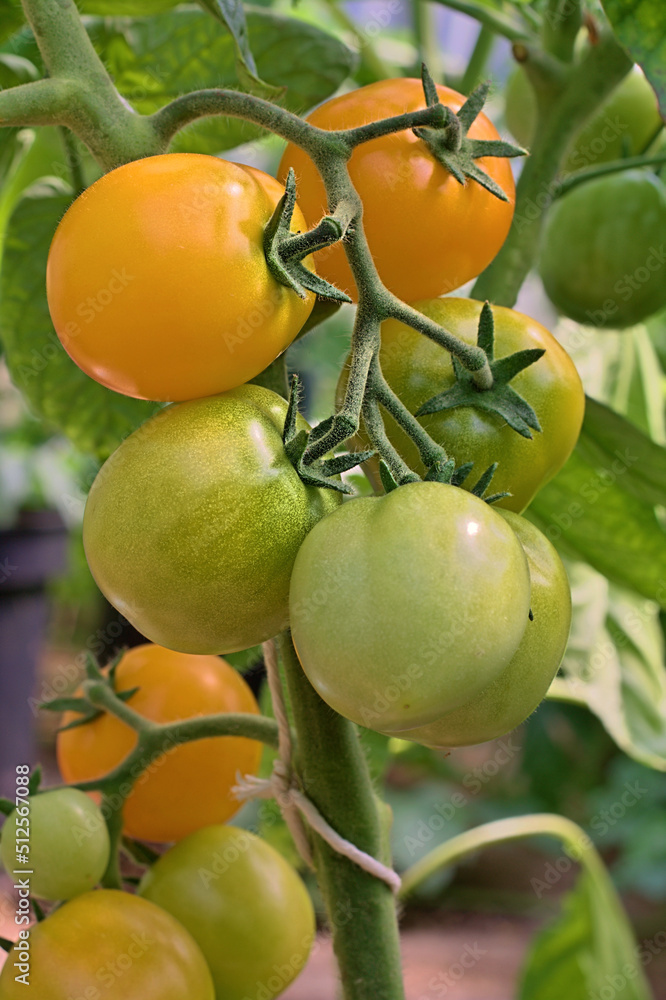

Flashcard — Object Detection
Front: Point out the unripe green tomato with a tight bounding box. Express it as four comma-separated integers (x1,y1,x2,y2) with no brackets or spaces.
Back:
83,385,341,654
539,171,666,329
505,65,661,172
337,298,584,513
139,825,315,1000
0,890,215,1000
395,512,571,747
0,789,110,901
289,482,531,733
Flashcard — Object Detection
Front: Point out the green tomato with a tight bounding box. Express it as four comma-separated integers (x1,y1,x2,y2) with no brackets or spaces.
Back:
338,298,584,513
0,788,110,901
289,482,531,733
83,385,341,654
505,65,661,172
396,512,571,747
138,825,315,1000
0,889,215,1000
539,171,666,329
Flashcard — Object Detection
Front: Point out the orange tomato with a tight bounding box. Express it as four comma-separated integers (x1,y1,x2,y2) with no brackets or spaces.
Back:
57,644,262,842
47,154,315,402
279,78,515,302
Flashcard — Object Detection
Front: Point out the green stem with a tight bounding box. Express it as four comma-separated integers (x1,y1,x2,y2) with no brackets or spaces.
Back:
542,0,581,63
100,797,124,889
429,0,535,43
460,25,495,94
59,126,85,195
554,150,666,197
279,632,405,1000
472,30,632,306
412,1,442,83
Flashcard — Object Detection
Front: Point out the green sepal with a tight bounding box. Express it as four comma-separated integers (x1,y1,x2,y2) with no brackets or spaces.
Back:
0,937,13,953
282,374,355,494
0,798,14,816
27,765,42,797
320,449,375,477
122,837,161,867
450,460,512,506
40,695,92,713
84,652,104,681
264,169,351,303
424,458,456,483
379,460,400,494
55,687,140,734
416,302,544,439
414,67,526,202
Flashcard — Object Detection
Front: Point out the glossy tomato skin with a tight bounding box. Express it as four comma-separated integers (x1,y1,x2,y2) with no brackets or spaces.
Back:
57,644,262,842
83,385,341,654
338,298,584,512
539,171,666,329
0,890,215,1000
278,78,515,302
290,482,531,733
0,789,109,900
505,66,661,173
47,154,315,401
396,512,571,747
139,825,315,1000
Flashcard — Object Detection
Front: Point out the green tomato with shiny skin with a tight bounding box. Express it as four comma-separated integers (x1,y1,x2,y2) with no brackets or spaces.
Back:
290,482,531,734
0,789,110,901
505,65,661,172
395,511,571,747
338,298,584,513
139,825,315,1000
539,171,666,329
83,384,341,654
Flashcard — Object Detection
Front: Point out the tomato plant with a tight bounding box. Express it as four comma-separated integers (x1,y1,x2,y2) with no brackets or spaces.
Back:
138,825,315,1000
539,170,666,328
83,385,341,654
0,788,109,900
279,78,515,302
397,512,572,747
290,482,531,733
46,154,315,402
505,65,662,173
0,890,215,999
340,297,585,512
57,644,262,843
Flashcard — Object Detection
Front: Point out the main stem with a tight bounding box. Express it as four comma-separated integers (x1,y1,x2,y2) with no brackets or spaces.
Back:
279,632,404,1000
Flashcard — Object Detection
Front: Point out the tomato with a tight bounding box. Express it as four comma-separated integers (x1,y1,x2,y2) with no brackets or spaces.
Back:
278,78,515,302
83,385,341,654
396,512,571,747
290,482,531,733
0,889,215,999
138,825,315,1000
57,644,262,843
539,171,666,329
505,65,661,173
338,297,584,512
46,154,315,402
0,789,109,900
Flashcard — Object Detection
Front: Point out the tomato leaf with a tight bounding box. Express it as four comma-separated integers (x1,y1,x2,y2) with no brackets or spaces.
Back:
601,0,666,116
0,0,25,46
519,866,653,1000
528,398,666,607
91,8,356,155
0,193,161,461
196,0,281,99
549,562,666,772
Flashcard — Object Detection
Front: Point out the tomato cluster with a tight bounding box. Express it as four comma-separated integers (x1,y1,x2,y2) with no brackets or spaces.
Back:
1,75,590,997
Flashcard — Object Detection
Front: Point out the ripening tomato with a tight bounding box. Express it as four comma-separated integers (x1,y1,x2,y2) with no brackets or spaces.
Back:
139,825,315,1000
46,154,315,401
290,482,531,733
57,644,262,843
278,78,515,301
0,890,215,1000
396,512,571,747
82,385,341,654
338,297,584,512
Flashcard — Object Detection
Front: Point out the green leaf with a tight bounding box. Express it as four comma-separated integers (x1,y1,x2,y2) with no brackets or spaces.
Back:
0,193,161,461
549,563,666,772
79,0,180,11
0,0,25,46
601,1,666,116
519,867,653,1000
92,8,355,155
528,399,666,606
196,0,280,98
